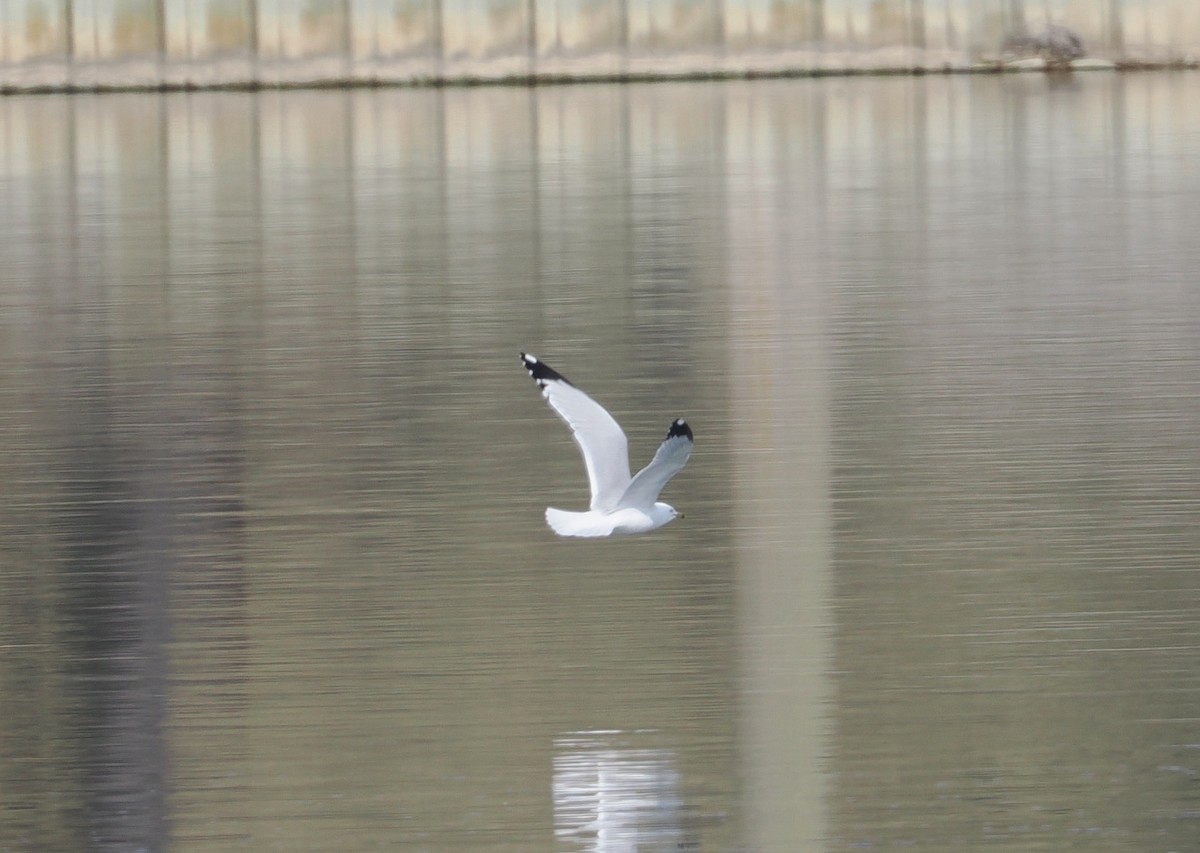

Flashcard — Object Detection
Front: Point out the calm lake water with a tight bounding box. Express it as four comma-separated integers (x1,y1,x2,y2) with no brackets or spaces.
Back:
2,72,1199,852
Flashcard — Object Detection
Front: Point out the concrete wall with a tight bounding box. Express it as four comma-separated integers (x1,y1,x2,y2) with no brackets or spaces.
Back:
1,1,1198,91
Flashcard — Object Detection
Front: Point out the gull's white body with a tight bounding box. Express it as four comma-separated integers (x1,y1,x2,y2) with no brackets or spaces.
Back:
545,504,678,538
521,353,693,538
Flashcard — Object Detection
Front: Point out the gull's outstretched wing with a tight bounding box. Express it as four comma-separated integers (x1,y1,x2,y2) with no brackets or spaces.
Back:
521,353,631,512
618,419,693,510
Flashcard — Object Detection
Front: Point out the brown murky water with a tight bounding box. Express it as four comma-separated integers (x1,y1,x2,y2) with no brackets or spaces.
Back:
2,73,1199,851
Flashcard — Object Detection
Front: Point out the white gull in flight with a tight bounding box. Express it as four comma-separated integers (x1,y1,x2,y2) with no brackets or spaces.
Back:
520,353,693,538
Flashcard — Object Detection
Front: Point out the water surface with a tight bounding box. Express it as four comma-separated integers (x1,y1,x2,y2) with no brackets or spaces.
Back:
1,73,1199,851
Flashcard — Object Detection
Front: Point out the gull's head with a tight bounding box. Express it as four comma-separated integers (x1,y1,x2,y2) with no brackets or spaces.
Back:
652,502,681,526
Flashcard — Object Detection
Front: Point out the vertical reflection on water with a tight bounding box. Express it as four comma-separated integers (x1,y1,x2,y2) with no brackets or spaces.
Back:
1,95,75,850
0,93,260,850
553,730,688,852
162,93,275,848
38,96,177,851
57,338,170,852
725,81,834,852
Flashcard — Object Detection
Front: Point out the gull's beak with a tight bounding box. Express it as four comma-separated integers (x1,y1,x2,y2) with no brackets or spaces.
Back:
678,512,685,520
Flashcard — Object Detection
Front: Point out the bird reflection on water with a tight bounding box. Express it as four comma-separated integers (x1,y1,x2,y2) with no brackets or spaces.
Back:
553,730,694,852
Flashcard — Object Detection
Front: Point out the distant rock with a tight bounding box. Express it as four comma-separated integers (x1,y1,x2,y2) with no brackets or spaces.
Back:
1003,24,1086,65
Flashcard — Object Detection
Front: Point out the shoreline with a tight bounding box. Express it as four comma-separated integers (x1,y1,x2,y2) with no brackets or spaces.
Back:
2,57,1197,97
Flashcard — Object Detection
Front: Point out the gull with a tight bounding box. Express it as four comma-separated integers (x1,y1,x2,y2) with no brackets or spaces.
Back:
520,353,693,538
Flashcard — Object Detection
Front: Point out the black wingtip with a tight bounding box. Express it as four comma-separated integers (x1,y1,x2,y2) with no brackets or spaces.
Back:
667,418,693,441
520,352,572,388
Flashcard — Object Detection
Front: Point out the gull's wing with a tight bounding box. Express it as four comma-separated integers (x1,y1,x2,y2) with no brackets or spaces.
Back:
521,353,631,512
618,419,693,510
